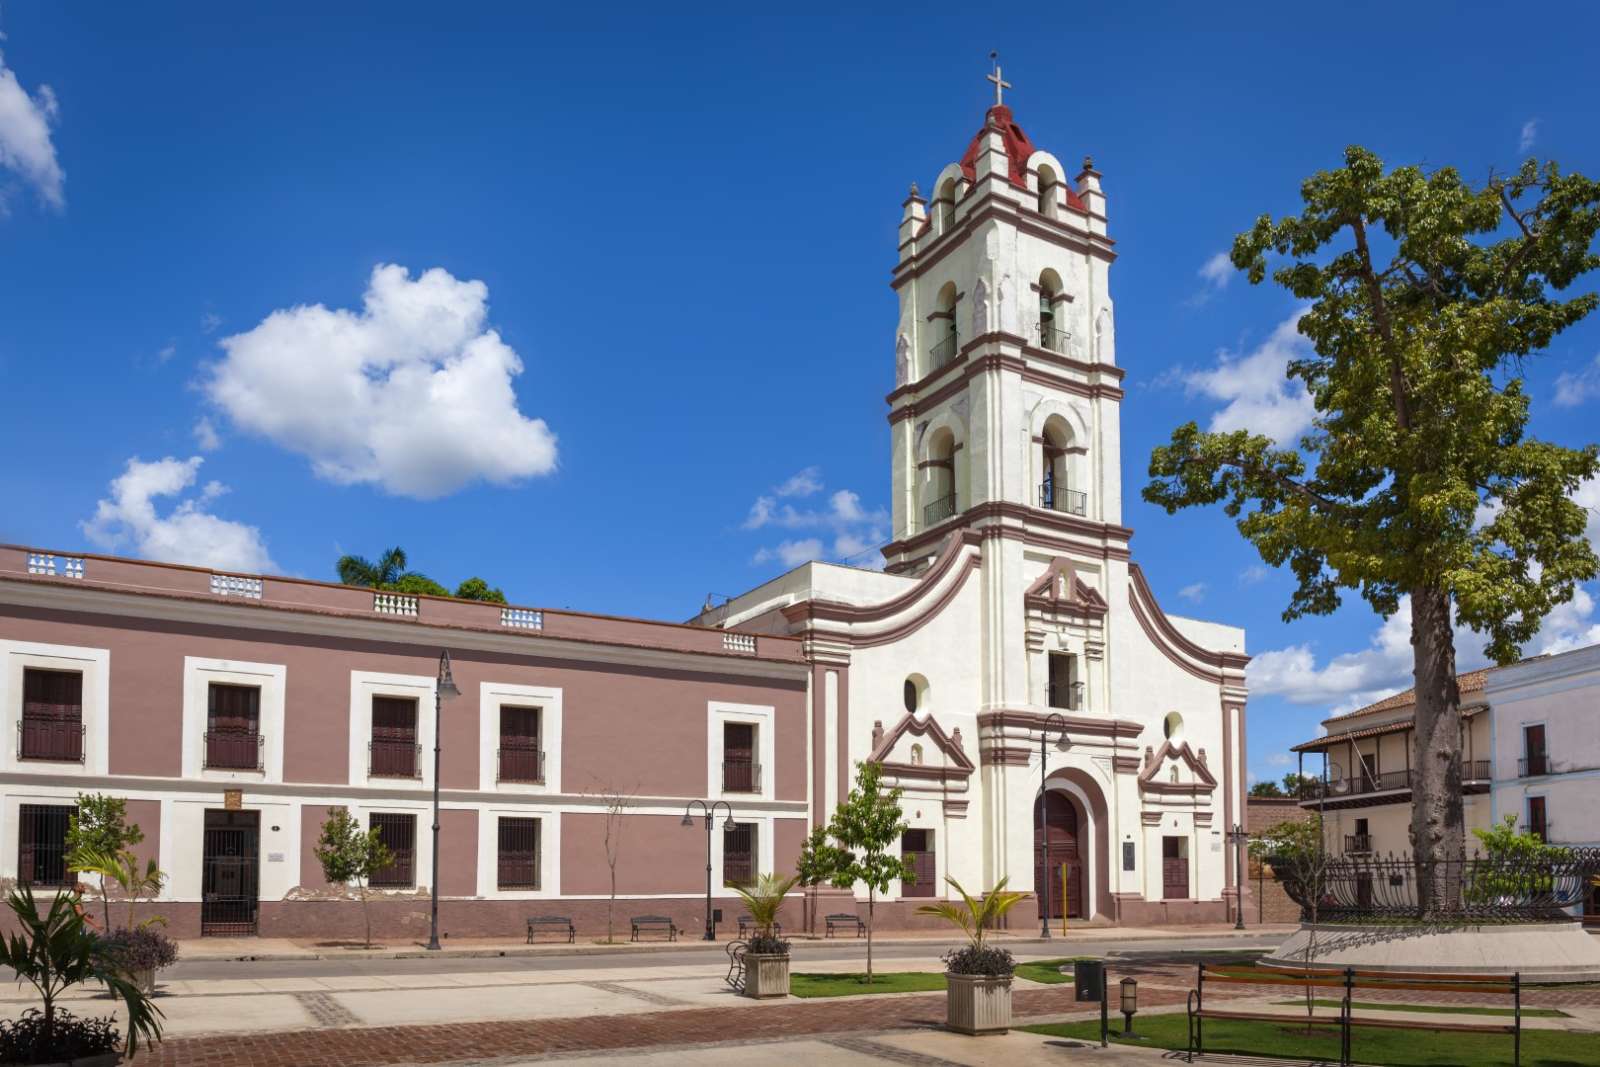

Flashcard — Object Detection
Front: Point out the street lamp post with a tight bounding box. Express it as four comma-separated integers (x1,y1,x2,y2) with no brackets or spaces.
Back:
1037,712,1069,938
426,650,460,952
682,799,733,941
1225,823,1248,930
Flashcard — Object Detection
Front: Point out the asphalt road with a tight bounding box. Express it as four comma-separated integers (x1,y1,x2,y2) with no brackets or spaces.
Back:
164,933,1283,980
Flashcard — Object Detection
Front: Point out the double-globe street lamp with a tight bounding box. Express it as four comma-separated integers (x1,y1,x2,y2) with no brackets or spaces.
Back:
682,799,734,941
426,650,460,952
1036,712,1069,938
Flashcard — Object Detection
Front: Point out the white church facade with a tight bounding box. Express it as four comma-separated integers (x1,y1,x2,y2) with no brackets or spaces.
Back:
0,83,1247,938
696,85,1250,926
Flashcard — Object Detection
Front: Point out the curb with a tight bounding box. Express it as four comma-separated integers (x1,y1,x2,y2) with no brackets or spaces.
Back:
177,926,1293,964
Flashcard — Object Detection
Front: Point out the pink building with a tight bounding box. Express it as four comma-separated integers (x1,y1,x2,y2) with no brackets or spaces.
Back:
0,547,812,939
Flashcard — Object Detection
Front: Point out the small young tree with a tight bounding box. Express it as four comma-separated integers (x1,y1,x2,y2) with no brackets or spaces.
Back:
794,825,842,937
312,808,392,949
824,761,915,983
1253,815,1330,1026
585,776,638,943
66,794,146,931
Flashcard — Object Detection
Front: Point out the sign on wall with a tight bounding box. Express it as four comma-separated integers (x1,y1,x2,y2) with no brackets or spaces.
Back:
1122,842,1136,871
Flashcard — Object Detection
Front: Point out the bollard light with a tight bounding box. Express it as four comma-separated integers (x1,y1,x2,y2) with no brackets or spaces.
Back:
1120,977,1138,1036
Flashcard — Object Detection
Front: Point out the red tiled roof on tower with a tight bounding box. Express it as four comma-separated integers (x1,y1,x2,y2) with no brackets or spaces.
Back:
958,105,1086,212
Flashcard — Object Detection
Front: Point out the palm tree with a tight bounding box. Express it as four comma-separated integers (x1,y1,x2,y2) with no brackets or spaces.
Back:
731,873,800,945
916,875,1028,953
336,547,410,589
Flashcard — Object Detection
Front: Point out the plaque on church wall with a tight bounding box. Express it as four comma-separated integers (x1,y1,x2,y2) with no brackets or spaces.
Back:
1122,842,1136,871
223,789,243,811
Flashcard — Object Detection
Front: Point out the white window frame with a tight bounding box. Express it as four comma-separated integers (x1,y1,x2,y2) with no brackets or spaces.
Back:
476,806,560,899
348,672,437,790
708,701,775,802
181,657,286,782
477,681,563,794
0,640,110,777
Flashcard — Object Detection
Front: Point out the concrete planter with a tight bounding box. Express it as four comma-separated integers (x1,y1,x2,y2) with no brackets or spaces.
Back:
944,972,1012,1034
743,952,790,998
130,967,156,996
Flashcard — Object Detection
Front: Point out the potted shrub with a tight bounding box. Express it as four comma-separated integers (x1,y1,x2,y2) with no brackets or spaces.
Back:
732,873,799,998
0,886,163,1065
917,875,1027,1035
98,926,179,996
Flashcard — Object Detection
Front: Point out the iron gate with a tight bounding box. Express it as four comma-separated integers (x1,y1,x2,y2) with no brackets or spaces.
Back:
201,810,259,936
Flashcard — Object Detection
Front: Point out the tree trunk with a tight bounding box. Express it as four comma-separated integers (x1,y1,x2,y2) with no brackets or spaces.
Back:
1408,583,1465,917
361,884,372,949
607,866,616,943
866,890,875,984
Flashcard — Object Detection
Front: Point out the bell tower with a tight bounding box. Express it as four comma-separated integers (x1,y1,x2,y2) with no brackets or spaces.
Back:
882,66,1126,577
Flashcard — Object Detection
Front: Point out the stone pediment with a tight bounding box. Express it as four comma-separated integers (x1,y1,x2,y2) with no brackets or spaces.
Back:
1024,558,1108,618
1137,739,1218,797
869,712,976,782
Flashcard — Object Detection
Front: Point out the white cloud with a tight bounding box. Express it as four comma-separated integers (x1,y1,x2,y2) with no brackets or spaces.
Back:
1186,252,1233,306
1239,564,1270,585
1178,582,1207,603
200,312,222,334
81,456,275,573
1264,751,1293,768
1575,476,1600,555
1182,310,1316,444
193,417,220,451
753,539,823,568
156,343,176,365
1519,119,1539,154
1554,354,1600,408
203,264,557,500
743,470,886,568
0,48,64,209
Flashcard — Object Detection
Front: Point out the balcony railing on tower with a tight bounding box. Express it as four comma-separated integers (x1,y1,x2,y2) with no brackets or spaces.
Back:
928,334,958,373
1039,325,1071,353
203,730,264,771
922,493,957,528
722,757,761,793
369,739,421,778
1038,483,1087,516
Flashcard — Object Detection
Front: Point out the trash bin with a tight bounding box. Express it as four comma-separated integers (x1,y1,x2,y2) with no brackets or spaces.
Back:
1075,958,1105,1002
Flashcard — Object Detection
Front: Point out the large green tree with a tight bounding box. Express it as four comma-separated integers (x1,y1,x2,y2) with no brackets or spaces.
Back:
1145,148,1600,911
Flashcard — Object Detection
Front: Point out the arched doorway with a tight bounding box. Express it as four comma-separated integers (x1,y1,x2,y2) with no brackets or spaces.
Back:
1034,791,1085,919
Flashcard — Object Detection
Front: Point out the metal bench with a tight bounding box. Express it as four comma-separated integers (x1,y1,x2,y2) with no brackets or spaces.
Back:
737,915,781,939
824,912,864,938
725,940,748,992
630,914,678,942
1186,963,1523,1067
525,915,575,944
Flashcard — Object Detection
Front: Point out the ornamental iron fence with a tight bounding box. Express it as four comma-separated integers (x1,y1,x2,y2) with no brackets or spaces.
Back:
1277,848,1600,923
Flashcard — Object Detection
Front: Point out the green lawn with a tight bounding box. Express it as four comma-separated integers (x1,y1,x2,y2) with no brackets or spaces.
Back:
1277,998,1568,1019
1023,1013,1600,1067
788,972,947,998
1013,957,1096,985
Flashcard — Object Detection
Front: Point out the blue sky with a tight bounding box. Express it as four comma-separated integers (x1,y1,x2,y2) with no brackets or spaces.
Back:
2,1,1598,786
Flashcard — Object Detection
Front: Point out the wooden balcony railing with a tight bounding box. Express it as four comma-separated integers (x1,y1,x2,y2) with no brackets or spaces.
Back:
722,758,761,794
203,730,263,770
369,739,420,778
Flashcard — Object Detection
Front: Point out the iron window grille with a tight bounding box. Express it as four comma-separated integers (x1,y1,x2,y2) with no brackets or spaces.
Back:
497,817,541,890
18,804,74,888
723,823,756,888
369,813,416,888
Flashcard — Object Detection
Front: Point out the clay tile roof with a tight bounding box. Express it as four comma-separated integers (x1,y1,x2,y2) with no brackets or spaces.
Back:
1323,666,1496,725
958,105,1086,212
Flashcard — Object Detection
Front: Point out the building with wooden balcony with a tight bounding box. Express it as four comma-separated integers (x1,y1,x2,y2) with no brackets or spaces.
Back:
1292,642,1600,922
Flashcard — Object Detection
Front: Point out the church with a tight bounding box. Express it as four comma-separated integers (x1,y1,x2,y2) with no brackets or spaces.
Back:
0,77,1247,937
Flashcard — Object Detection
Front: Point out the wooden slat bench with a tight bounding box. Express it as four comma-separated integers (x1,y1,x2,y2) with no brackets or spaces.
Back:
825,912,865,938
629,914,678,942
525,915,575,944
1186,963,1523,1066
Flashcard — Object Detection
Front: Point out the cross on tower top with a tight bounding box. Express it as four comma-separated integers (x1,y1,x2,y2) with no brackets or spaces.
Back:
986,53,1012,107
